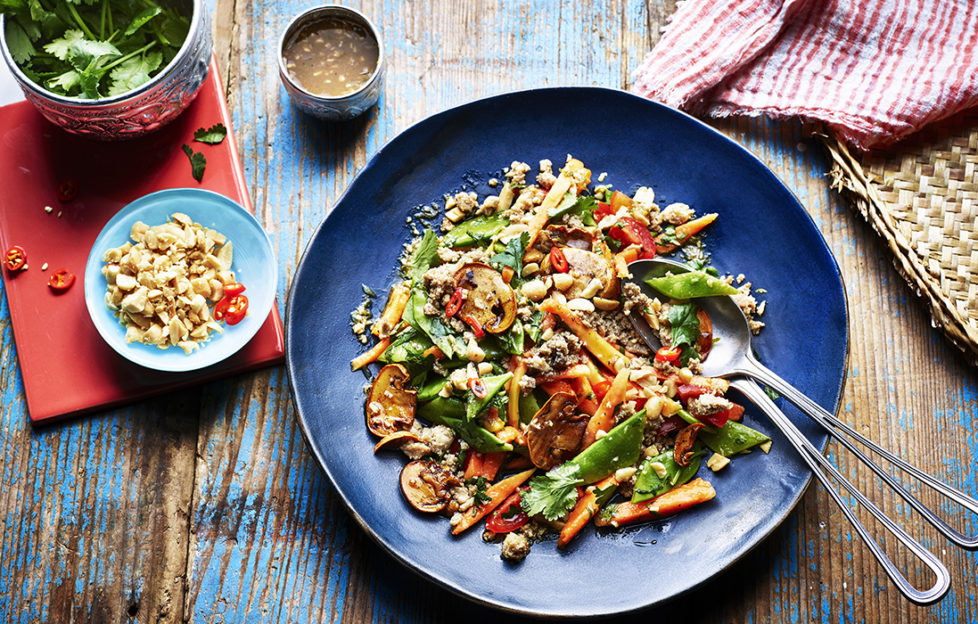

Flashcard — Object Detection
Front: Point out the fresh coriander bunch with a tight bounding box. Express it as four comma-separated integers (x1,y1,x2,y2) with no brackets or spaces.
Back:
1,0,190,99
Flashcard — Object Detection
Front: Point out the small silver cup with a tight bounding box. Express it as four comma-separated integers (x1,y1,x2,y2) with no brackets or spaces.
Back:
278,5,385,121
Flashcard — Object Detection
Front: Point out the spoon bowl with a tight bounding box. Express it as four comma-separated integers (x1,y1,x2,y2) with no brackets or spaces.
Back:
626,257,750,377
622,257,978,604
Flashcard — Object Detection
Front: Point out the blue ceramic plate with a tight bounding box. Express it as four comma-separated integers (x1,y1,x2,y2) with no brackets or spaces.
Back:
85,188,277,372
286,88,848,617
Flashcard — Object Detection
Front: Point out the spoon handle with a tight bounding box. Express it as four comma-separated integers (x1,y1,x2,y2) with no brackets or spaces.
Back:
731,378,951,605
739,353,978,550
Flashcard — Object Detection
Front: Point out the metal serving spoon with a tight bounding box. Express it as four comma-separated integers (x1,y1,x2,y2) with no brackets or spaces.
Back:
625,258,978,604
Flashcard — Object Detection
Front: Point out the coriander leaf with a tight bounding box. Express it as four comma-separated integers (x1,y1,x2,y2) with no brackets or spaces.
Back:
65,37,120,70
489,232,527,279
4,19,36,63
496,318,524,355
523,309,544,343
124,6,162,36
193,123,227,145
42,28,83,60
521,463,583,521
46,70,81,94
181,144,206,182
466,477,491,509
667,302,700,348
409,229,439,282
107,53,157,96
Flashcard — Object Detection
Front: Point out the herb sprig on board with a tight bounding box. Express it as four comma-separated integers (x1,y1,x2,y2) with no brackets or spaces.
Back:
1,0,190,99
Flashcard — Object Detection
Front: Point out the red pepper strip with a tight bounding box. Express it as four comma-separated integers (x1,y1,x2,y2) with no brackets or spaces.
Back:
468,377,488,399
486,489,530,534
445,287,464,317
4,245,26,271
223,282,246,296
57,178,78,202
655,346,681,363
549,246,569,273
47,268,75,291
608,217,656,258
461,314,484,338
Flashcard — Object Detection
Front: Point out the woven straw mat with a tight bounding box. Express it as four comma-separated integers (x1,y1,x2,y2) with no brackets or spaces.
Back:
818,108,978,366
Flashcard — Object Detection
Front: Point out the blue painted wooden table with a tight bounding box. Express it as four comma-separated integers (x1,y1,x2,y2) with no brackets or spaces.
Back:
1,1,976,622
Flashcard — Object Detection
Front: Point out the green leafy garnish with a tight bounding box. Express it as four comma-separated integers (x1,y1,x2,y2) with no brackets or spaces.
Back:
194,123,228,145
466,477,491,509
1,0,190,99
521,463,583,521
667,302,701,365
181,144,206,182
409,229,439,282
489,232,527,280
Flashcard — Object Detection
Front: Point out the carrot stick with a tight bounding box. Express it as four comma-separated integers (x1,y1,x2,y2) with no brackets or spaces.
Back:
581,366,631,449
350,337,391,371
480,452,507,481
540,380,576,397
594,478,716,528
463,451,485,480
656,213,718,253
558,474,618,548
421,345,445,360
501,265,515,284
372,283,411,337
539,300,629,372
578,398,599,416
507,360,526,427
452,468,536,535
570,376,592,400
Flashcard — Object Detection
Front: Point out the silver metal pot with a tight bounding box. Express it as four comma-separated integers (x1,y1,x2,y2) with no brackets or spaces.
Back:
0,0,212,140
278,5,386,121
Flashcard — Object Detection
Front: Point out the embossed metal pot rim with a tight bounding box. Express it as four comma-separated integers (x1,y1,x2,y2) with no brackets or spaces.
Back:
277,5,385,103
0,0,205,108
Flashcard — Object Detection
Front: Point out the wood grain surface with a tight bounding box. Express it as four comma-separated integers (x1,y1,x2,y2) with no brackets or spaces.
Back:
1,1,976,622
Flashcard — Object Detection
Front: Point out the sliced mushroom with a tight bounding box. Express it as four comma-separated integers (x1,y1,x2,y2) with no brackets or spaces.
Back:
400,460,458,513
453,263,517,334
366,364,417,437
674,422,705,467
561,248,619,299
373,430,420,453
526,392,587,470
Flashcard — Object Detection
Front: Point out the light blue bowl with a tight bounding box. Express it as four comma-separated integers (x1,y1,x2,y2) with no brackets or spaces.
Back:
85,188,276,372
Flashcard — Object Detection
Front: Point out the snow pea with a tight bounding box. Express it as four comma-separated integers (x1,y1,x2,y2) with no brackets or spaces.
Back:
518,390,544,426
698,420,770,457
631,446,703,503
379,327,433,364
418,397,513,453
416,376,447,403
465,372,513,421
571,410,646,484
440,214,509,247
645,269,739,299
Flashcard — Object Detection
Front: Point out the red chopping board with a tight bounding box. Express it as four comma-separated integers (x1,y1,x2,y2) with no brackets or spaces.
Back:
0,59,285,425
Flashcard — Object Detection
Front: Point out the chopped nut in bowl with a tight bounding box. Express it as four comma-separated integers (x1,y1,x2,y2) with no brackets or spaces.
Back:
84,189,276,372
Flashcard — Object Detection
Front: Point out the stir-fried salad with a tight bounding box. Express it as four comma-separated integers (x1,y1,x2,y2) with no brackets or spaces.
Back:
351,156,769,560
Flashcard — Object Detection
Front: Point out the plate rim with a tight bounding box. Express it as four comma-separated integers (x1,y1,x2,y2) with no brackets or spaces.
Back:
285,85,850,617
84,187,277,372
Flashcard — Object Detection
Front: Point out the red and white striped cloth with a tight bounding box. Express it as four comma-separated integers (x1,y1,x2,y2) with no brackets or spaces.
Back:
631,0,978,151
